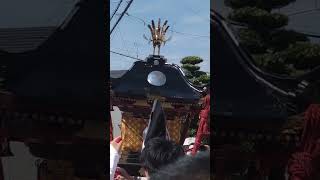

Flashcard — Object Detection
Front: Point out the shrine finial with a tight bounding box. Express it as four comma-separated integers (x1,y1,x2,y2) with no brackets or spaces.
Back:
143,19,172,55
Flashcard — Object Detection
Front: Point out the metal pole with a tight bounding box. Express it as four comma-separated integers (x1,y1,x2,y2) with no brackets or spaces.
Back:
110,0,133,35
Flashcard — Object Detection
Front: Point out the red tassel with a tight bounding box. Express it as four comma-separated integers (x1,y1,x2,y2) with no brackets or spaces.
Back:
301,104,320,151
288,104,320,180
192,94,210,155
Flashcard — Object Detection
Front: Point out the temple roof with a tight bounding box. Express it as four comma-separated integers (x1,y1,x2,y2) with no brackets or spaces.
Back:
111,55,203,103
110,70,127,79
0,26,56,53
212,11,320,124
212,11,290,124
1,0,106,117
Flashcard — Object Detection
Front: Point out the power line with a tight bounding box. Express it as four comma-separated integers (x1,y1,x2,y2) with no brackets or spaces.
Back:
124,13,209,38
110,50,143,61
182,4,211,22
124,13,146,25
117,25,130,55
133,42,140,58
110,0,134,35
110,0,124,21
169,29,209,38
286,8,320,16
228,20,320,39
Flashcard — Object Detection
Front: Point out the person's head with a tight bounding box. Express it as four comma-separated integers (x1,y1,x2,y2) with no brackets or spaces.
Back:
198,145,210,152
150,151,211,180
140,137,185,177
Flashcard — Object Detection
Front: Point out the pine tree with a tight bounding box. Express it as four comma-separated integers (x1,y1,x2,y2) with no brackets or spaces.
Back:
180,56,210,137
180,56,210,86
225,0,320,76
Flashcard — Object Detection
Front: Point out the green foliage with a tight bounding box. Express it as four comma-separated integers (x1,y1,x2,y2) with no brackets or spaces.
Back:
180,56,210,138
254,53,293,74
225,0,256,9
185,74,194,79
226,0,320,76
192,78,201,85
238,29,267,53
268,30,309,51
181,56,204,65
193,70,207,77
189,128,197,137
197,74,210,84
202,137,210,145
279,42,320,69
182,64,201,72
239,29,309,53
180,56,209,86
252,42,320,75
229,7,288,29
188,115,199,137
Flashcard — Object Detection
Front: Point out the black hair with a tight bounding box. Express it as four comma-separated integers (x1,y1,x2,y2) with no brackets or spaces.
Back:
198,145,208,152
150,151,211,180
140,137,185,175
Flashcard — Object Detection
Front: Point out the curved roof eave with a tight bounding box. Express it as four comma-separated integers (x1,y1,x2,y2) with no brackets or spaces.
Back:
211,10,320,89
0,1,83,55
110,60,204,94
212,11,294,98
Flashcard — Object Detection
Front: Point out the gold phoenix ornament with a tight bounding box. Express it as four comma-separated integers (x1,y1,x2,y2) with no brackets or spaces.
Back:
144,19,172,55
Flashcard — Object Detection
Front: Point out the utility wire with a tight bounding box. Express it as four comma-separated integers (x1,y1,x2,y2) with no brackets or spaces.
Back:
287,8,320,16
124,13,209,38
110,50,143,61
110,0,134,35
169,29,209,38
228,20,320,39
110,0,124,21
183,4,211,22
133,42,139,58
117,26,130,55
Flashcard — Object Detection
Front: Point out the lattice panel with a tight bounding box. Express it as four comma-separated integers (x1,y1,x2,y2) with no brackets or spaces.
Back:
166,117,181,144
120,113,182,152
120,113,147,152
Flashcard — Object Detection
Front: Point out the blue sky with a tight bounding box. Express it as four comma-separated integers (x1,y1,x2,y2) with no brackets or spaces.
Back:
110,0,210,72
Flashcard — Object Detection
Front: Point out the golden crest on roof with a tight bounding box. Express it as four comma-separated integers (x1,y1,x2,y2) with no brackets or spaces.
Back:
143,18,172,55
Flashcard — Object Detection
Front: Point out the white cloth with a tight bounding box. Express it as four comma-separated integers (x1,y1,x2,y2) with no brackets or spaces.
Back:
183,137,195,146
136,177,149,180
110,144,120,180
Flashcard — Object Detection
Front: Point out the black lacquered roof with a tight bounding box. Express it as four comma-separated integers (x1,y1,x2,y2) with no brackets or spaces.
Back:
0,27,56,53
1,0,106,116
211,11,320,122
212,11,290,121
111,55,203,103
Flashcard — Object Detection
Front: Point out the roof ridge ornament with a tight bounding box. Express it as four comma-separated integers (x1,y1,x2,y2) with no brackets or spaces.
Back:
143,18,172,56
145,54,167,65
